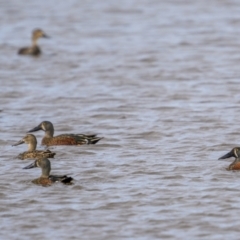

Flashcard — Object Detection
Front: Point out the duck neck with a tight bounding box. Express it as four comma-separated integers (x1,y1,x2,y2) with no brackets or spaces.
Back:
32,37,38,47
45,128,54,138
28,141,37,151
233,158,240,164
41,166,51,178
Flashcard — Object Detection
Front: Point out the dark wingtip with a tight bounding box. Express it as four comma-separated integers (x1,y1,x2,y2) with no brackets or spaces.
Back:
90,137,103,145
86,134,97,138
62,177,74,184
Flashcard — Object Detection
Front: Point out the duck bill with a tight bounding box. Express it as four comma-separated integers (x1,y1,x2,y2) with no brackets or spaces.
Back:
23,161,37,169
218,151,233,160
12,139,24,146
43,34,50,38
28,125,41,133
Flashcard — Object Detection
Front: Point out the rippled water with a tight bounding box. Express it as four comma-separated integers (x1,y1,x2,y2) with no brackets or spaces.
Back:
1,0,240,239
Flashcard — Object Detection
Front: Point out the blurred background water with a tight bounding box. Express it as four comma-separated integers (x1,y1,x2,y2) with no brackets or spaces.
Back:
1,0,240,239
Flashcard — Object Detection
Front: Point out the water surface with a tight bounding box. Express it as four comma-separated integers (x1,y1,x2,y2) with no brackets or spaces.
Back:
1,0,240,239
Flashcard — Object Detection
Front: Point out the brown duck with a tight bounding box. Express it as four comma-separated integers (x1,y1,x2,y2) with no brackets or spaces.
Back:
18,29,49,56
219,147,240,170
23,158,73,186
28,121,102,146
12,134,56,160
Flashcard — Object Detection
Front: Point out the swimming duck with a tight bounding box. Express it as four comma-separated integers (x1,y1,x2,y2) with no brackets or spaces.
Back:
23,158,73,186
218,147,240,170
28,121,102,146
12,134,56,160
18,29,49,56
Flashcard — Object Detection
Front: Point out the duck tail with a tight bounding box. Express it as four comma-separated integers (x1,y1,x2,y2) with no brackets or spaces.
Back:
88,137,103,145
85,134,97,138
62,176,74,184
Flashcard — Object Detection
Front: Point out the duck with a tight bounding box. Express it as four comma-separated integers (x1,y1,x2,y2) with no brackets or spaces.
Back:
218,147,240,170
18,29,49,56
23,158,73,186
12,134,56,160
28,121,102,146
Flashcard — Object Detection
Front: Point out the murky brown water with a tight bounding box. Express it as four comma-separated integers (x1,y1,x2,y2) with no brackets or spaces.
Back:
1,0,240,239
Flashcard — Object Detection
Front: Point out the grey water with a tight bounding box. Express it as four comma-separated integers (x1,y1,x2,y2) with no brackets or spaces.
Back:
1,0,240,239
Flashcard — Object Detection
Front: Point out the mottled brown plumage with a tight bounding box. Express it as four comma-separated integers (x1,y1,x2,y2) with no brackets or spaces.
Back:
17,150,55,160
23,158,73,186
12,134,56,160
219,147,240,171
18,29,49,56
28,121,102,146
